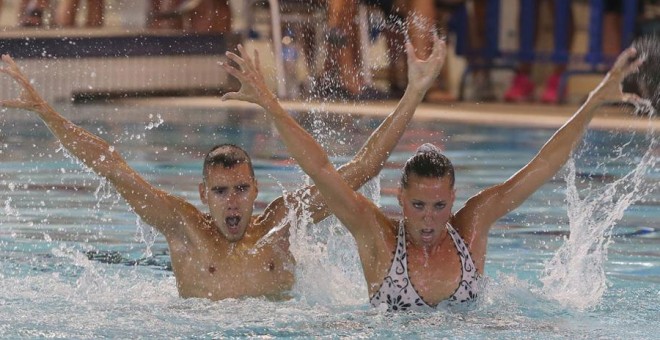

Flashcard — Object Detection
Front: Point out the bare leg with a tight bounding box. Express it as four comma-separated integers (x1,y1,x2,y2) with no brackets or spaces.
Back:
540,0,573,103
505,0,574,103
386,17,407,96
325,0,363,95
86,0,104,27
55,0,79,27
467,0,495,101
187,0,230,33
147,0,161,28
602,11,622,59
157,0,183,29
407,0,455,102
407,0,435,59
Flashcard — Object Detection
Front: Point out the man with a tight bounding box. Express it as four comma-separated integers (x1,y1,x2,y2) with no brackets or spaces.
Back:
223,38,644,310
0,36,445,301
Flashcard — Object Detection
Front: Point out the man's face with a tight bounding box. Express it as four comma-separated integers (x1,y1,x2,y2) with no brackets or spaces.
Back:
199,163,258,242
398,174,455,248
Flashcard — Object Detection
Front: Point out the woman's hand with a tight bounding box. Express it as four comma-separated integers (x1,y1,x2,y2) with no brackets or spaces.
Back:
221,45,277,108
590,46,646,105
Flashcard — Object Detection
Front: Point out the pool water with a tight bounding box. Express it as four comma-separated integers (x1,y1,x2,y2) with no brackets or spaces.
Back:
0,103,657,339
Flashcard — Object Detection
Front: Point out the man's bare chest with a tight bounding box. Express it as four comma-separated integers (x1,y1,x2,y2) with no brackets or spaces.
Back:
169,239,295,299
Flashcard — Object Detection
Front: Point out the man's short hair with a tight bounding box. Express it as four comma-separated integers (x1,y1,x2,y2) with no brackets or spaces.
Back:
400,143,455,188
203,144,255,181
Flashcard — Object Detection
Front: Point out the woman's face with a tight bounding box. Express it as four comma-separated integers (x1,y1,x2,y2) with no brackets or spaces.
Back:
398,173,455,248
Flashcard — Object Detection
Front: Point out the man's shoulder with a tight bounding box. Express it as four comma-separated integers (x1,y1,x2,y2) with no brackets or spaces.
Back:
252,205,288,227
247,212,290,241
163,208,213,244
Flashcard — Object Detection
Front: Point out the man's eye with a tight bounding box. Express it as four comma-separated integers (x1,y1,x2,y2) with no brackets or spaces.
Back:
435,203,446,210
412,202,423,209
213,189,226,195
237,185,249,192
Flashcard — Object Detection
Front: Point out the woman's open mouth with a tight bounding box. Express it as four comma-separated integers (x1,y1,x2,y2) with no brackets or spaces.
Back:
420,229,434,242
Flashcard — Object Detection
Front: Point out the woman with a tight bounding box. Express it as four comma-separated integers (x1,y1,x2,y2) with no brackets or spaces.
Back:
221,36,644,311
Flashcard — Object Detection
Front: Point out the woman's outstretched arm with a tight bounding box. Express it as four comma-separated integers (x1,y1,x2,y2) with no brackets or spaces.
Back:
456,47,646,242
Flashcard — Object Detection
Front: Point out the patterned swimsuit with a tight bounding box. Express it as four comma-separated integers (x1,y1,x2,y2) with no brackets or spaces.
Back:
369,221,479,311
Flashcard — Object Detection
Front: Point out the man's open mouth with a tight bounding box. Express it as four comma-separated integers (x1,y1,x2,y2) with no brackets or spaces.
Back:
226,216,241,228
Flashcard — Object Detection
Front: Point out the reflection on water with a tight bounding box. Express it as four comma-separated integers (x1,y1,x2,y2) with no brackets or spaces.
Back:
0,103,658,338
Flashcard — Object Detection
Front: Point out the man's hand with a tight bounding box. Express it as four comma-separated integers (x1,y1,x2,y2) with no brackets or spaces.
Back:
221,45,277,108
0,54,47,112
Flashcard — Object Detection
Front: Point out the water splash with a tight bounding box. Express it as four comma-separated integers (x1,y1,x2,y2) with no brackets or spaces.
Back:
145,113,164,130
541,120,658,309
56,140,154,255
284,174,367,306
309,11,424,102
4,196,19,216
275,108,381,305
250,170,355,311
134,216,158,258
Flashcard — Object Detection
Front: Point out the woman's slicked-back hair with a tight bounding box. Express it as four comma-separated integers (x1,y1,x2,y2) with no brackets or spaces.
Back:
400,143,455,188
203,144,255,181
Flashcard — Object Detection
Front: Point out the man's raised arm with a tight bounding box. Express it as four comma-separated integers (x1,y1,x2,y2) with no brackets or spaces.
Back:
221,36,446,224
0,55,192,239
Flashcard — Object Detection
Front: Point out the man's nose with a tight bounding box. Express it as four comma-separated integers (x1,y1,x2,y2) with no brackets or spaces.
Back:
226,192,240,208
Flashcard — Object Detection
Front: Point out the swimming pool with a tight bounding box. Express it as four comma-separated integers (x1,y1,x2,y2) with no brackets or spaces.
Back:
0,102,657,338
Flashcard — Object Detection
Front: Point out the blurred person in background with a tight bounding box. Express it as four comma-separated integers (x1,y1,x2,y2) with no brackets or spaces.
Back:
503,0,630,104
316,0,398,100
148,0,230,33
55,0,104,27
404,0,465,102
19,0,49,27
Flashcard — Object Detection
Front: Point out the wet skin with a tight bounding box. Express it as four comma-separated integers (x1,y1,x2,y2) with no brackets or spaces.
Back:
0,34,448,301
170,163,296,300
394,175,464,304
236,43,648,307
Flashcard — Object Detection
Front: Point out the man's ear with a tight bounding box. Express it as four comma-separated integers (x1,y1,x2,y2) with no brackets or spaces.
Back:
199,182,208,205
397,186,403,207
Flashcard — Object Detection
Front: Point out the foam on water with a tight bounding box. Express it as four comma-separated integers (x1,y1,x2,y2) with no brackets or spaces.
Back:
2,250,654,339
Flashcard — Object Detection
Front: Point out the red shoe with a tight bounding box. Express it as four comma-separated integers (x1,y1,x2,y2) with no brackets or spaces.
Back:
504,73,535,102
540,72,563,104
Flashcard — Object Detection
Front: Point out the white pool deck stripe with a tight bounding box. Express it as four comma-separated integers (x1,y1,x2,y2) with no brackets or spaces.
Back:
118,97,659,132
